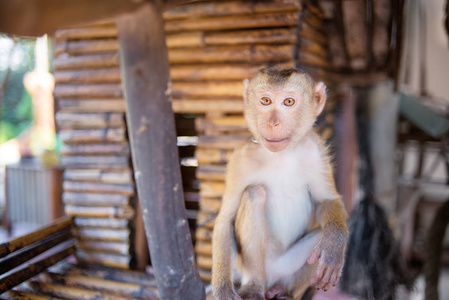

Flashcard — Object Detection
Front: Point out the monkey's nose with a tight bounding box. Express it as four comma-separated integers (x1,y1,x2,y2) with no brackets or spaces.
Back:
268,121,280,128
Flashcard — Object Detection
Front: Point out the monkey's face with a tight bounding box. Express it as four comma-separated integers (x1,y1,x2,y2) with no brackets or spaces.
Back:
244,71,326,153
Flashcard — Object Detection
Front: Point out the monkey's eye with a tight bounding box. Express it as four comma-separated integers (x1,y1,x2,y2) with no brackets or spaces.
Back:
260,97,272,106
283,98,295,106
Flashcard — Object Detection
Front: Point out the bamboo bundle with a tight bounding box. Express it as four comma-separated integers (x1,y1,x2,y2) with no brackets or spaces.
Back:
39,271,159,299
60,156,129,169
163,0,300,20
65,205,135,219
172,81,244,99
76,241,130,255
57,99,126,113
54,83,122,98
61,144,130,156
58,128,125,144
55,113,125,129
63,169,132,184
76,250,131,270
74,218,128,229
54,39,119,56
55,68,121,84
62,192,130,206
0,216,73,258
74,228,130,243
172,99,244,114
63,181,134,196
196,148,233,165
165,12,299,33
169,44,295,64
54,53,120,70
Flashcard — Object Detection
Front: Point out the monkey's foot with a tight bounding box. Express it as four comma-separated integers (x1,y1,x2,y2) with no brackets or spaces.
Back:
237,282,265,300
265,284,292,300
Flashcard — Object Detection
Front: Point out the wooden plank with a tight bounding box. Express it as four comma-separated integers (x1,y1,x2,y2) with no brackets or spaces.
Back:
196,165,226,181
165,12,299,32
61,144,130,156
3,290,62,300
63,169,132,184
170,63,262,81
0,216,73,258
54,68,121,84
172,81,244,99
74,228,130,243
76,250,130,270
62,192,130,206
54,39,119,56
65,205,134,219
55,25,118,40
76,241,129,255
54,53,120,70
117,3,204,299
200,181,225,198
172,99,244,114
63,181,134,196
199,197,222,214
195,116,248,133
54,83,123,98
58,128,125,144
196,148,233,165
55,112,125,129
57,99,126,113
60,155,129,169
74,218,128,229
197,134,251,149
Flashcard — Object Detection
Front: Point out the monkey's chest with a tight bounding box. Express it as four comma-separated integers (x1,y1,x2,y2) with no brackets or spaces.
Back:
265,174,315,249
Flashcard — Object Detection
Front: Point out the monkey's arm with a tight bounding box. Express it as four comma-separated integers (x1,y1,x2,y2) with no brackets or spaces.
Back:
212,156,245,300
307,164,349,291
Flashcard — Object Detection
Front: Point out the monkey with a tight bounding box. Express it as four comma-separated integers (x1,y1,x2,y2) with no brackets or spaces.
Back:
211,67,349,300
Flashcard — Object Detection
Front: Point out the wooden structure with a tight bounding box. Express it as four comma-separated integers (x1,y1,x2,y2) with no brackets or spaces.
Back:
0,0,404,298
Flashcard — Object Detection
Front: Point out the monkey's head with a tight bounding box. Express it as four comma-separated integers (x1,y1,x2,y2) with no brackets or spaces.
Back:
243,67,327,152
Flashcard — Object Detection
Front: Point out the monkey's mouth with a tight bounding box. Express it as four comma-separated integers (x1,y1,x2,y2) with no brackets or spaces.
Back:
264,137,289,143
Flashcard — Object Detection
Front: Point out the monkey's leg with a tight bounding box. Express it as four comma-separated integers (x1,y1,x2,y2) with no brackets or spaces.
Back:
234,185,268,300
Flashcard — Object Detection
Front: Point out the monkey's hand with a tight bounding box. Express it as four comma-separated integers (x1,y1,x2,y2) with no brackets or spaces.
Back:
307,226,348,291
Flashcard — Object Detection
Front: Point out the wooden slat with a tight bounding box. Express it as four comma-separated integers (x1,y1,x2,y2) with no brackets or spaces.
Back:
196,148,233,165
61,144,130,156
195,116,248,133
172,99,244,114
55,113,125,129
55,25,118,40
63,181,134,196
173,81,244,99
58,128,125,144
54,68,121,84
57,99,126,113
200,181,225,198
0,216,73,258
197,135,251,149
61,156,129,169
76,241,130,255
63,169,132,184
54,39,119,56
54,83,123,98
74,218,128,229
76,250,131,270
63,192,130,206
3,290,62,300
74,228,130,243
196,165,226,181
195,241,212,256
199,197,222,214
65,205,134,219
170,63,263,81
54,53,120,70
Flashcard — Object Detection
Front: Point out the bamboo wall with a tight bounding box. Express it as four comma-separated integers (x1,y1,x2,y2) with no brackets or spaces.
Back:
53,0,328,275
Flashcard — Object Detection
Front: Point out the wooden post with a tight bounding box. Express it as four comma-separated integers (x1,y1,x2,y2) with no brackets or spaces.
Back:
117,2,205,299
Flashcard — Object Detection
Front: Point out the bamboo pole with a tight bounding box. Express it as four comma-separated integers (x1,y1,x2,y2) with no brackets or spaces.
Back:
63,181,134,196
195,241,213,256
199,197,222,213
57,99,126,113
196,255,212,270
197,134,251,149
196,212,216,230
0,229,72,275
172,99,244,114
3,290,62,300
55,26,118,40
54,83,122,98
76,241,130,255
54,53,120,70
165,12,299,32
65,205,134,219
170,63,262,81
58,128,125,143
54,39,119,56
196,148,233,165
76,250,130,270
74,228,130,243
74,218,128,229
195,227,213,242
0,216,73,258
195,116,248,133
0,241,75,293
55,68,121,84
172,81,244,99
62,192,130,206
63,169,132,184
55,112,125,129
196,165,226,181
61,144,130,156
169,44,295,64
61,156,129,170
163,0,300,20
200,181,225,198
198,269,212,282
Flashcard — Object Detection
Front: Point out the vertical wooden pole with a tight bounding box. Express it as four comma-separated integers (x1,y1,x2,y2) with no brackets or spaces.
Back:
117,2,205,299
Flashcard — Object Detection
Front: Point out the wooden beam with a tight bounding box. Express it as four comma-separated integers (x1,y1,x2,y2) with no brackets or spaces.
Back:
117,2,204,299
0,0,145,37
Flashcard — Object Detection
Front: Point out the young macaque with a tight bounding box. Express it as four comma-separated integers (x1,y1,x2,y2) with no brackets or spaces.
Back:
212,67,349,300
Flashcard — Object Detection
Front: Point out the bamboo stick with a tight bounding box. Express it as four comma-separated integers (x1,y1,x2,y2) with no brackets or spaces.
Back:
169,44,295,64
55,112,125,129
0,216,73,258
3,290,62,300
200,181,225,198
54,83,122,98
299,37,328,59
20,281,125,300
198,135,251,149
195,227,213,242
54,39,119,56
74,218,128,229
302,8,325,31
74,228,130,243
298,51,331,69
198,268,212,282
76,241,130,255
170,63,262,81
63,169,132,184
54,68,121,84
61,156,129,170
299,23,328,46
196,212,216,229
57,99,126,113
195,116,248,133
62,192,130,206
0,229,72,275
195,241,213,256
63,181,134,196
172,81,244,99
196,164,226,181
172,99,244,114
197,255,212,270
165,12,299,32
76,250,130,270
61,144,130,156
196,148,233,165
54,53,120,70
58,128,125,144
65,205,135,219
163,0,300,20
199,197,222,214
39,271,159,299
55,26,118,40
0,241,75,293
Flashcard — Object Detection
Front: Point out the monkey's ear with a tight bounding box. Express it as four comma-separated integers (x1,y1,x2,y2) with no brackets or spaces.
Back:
243,79,249,102
314,82,327,116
